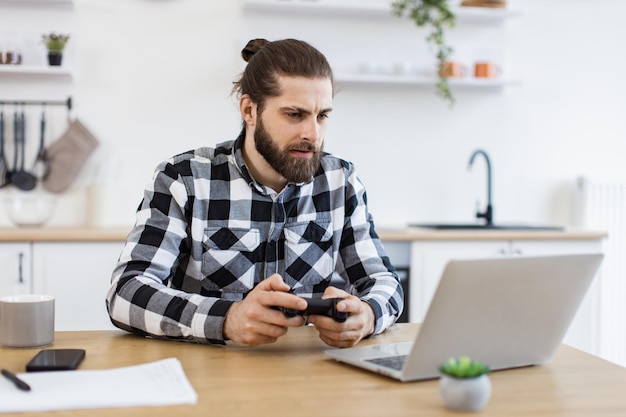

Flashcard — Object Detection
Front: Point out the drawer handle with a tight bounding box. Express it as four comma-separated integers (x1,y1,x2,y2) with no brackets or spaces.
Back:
18,252,24,284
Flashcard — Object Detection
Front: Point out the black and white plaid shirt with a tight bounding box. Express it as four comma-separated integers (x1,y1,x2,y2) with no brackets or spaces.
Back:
107,136,403,344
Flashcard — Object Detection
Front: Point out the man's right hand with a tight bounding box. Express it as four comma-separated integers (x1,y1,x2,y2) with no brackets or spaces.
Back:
222,274,307,346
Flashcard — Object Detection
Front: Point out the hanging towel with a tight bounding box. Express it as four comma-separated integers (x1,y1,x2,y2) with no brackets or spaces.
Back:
42,118,99,193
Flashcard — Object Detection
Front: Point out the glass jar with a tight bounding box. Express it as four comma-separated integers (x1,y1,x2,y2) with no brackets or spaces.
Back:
2,33,23,65
5,42,22,65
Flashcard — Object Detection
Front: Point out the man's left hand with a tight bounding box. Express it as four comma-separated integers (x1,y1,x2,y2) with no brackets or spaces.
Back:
307,286,375,348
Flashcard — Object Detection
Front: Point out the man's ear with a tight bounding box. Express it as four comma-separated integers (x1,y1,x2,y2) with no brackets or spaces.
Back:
239,94,257,127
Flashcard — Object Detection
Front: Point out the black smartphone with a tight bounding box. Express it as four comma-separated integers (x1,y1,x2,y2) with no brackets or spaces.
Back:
25,349,86,372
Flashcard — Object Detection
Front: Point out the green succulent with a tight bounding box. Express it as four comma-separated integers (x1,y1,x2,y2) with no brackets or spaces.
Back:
391,0,456,106
42,33,70,54
439,356,490,379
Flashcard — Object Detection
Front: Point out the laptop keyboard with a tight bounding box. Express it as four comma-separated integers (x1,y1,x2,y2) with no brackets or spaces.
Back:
365,355,408,371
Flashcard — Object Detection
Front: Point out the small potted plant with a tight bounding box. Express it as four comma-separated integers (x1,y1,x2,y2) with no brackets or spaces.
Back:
41,33,70,66
438,356,491,412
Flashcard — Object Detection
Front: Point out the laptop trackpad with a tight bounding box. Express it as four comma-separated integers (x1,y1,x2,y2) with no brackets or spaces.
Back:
362,342,413,370
366,355,408,371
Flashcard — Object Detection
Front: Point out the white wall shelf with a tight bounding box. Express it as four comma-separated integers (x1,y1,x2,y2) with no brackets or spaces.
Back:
242,0,520,22
335,72,519,89
0,0,73,9
0,65,73,79
0,3,74,103
243,0,521,92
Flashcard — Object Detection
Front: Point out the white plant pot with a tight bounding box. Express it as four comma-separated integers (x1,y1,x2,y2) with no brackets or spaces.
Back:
439,374,492,412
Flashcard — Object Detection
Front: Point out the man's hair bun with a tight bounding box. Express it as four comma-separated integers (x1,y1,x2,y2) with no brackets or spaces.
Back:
241,39,269,63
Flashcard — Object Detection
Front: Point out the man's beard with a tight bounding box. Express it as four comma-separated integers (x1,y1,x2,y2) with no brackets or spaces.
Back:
254,117,323,184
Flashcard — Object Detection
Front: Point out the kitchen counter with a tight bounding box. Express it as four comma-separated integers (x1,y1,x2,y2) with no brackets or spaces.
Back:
0,226,607,332
378,227,607,241
0,226,132,242
0,226,607,242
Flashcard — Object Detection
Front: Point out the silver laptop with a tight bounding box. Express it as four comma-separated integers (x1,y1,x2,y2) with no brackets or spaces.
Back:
325,253,604,382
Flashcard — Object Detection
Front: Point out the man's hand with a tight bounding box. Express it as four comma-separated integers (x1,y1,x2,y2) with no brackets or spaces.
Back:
307,286,375,348
223,274,307,346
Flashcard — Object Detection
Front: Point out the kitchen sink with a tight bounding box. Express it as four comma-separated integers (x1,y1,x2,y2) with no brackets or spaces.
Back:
410,223,564,231
411,151,565,232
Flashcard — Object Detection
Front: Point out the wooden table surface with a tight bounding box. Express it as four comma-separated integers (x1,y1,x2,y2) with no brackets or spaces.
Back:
1,323,625,416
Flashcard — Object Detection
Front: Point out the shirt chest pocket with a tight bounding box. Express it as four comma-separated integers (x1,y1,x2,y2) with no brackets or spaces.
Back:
283,220,335,290
201,227,261,295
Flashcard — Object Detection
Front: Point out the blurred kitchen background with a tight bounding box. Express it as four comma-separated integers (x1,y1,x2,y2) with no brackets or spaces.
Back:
0,0,624,229
1,0,626,365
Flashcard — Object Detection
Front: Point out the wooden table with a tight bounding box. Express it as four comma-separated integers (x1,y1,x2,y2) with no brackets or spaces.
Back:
2,323,625,416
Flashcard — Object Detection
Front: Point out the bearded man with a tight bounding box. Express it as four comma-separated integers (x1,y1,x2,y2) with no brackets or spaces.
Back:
106,38,403,348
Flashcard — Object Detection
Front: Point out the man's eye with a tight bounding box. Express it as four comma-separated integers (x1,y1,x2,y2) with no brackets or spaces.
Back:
318,113,330,120
287,112,301,118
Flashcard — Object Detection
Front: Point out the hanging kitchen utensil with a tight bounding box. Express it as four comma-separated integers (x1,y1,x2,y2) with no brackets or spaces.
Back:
0,105,7,187
31,104,49,181
7,106,19,185
10,107,17,179
10,105,37,191
42,118,99,193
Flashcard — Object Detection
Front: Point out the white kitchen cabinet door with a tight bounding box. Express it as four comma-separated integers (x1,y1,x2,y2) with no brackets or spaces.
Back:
32,242,124,331
0,243,33,297
507,239,603,257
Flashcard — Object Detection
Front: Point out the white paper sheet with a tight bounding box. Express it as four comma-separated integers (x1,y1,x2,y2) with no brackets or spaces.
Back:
0,358,197,413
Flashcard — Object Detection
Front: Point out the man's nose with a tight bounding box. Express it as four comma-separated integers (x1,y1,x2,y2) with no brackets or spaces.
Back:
301,118,321,143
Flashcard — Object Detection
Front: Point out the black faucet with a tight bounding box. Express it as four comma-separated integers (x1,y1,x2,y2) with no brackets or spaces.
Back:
468,149,493,226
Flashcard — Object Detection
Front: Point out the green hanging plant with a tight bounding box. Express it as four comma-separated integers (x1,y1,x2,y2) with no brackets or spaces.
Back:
391,0,456,105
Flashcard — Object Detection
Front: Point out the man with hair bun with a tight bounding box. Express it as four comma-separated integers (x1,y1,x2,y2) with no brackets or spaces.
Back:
107,38,403,348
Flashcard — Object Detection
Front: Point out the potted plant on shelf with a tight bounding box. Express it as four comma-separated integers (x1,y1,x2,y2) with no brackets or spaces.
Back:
391,0,456,106
438,356,491,412
41,33,70,66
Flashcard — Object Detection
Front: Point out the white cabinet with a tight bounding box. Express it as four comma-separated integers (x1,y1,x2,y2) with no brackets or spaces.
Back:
0,242,32,296
31,242,124,331
0,236,125,331
409,238,604,355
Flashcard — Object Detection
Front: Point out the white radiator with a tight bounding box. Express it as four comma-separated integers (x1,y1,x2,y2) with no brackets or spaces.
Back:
577,177,626,366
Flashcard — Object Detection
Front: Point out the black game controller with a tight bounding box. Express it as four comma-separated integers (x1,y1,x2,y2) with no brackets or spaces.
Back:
274,298,348,323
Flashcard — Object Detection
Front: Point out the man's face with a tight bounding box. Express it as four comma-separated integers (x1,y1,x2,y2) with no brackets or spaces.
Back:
254,114,324,184
253,76,333,184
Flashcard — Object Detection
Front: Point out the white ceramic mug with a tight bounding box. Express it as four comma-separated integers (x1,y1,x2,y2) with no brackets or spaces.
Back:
0,294,55,348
